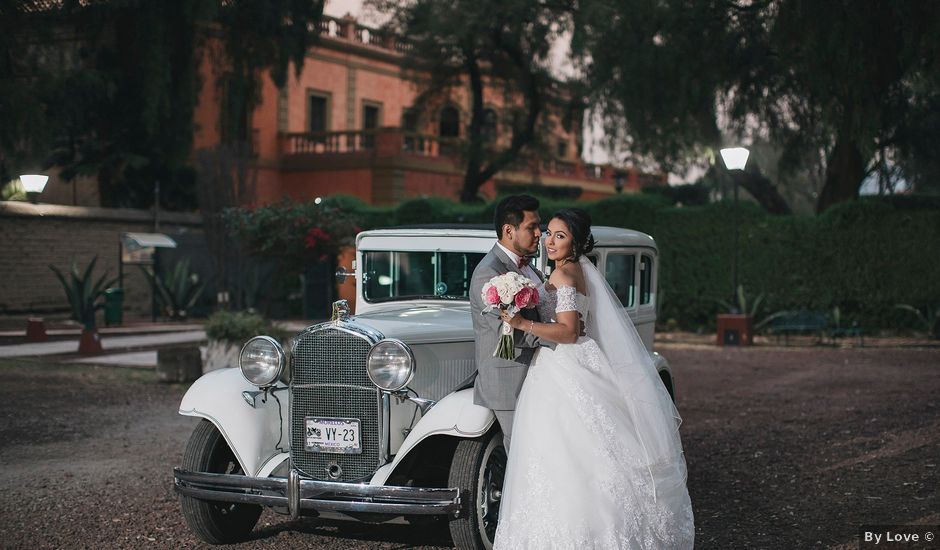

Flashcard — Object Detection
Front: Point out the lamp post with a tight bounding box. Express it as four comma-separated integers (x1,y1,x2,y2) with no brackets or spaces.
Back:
20,174,48,204
719,147,749,308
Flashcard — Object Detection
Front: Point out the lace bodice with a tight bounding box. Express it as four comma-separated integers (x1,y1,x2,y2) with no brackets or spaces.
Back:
536,283,589,322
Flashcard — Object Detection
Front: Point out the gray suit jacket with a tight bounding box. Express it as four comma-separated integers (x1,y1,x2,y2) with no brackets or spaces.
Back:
471,245,553,411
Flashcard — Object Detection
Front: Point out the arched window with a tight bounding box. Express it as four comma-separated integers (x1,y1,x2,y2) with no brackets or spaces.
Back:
439,106,460,137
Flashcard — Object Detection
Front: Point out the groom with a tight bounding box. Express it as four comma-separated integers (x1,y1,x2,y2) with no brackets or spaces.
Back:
470,195,550,450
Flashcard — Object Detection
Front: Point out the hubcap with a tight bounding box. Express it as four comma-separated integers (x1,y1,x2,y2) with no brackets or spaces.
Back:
477,435,507,547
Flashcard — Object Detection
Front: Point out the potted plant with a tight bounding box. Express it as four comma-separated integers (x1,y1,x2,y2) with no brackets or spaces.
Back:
49,256,118,355
715,285,764,346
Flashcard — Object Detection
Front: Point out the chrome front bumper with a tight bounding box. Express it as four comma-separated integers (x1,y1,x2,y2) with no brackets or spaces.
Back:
173,468,462,519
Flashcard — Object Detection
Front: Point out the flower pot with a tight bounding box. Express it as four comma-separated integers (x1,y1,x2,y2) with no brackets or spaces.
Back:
25,318,48,342
204,340,240,373
78,328,103,355
716,314,754,346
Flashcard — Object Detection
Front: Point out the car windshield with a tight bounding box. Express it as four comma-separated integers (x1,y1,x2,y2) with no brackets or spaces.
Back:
363,251,486,303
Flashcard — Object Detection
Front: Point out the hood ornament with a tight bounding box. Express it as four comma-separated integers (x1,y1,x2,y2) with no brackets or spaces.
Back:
331,299,351,322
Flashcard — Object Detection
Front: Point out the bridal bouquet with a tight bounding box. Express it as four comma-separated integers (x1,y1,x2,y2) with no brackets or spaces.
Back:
481,272,539,359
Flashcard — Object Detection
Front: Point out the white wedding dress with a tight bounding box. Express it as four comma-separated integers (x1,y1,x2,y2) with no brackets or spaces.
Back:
493,258,695,549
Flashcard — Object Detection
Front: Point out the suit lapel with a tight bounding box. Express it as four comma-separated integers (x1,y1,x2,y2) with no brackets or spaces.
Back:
491,244,520,274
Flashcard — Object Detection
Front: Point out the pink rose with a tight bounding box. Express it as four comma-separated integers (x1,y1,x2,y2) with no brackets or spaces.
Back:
485,285,500,305
514,286,538,308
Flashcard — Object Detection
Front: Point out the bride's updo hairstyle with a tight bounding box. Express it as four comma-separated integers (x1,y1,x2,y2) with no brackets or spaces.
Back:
552,208,596,261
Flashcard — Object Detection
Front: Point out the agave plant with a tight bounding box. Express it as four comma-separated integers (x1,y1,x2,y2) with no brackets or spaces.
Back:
141,258,207,320
894,304,940,339
716,285,765,317
49,256,118,330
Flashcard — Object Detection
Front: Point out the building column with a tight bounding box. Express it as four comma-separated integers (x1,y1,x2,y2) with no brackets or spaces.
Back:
346,66,357,131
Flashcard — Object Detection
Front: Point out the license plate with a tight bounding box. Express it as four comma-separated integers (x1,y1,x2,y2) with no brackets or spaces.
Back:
305,417,362,454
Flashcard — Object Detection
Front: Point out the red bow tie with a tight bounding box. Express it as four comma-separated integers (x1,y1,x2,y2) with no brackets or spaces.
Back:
517,257,529,269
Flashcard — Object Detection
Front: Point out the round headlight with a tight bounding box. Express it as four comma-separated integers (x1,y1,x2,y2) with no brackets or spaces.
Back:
239,336,285,387
366,339,415,391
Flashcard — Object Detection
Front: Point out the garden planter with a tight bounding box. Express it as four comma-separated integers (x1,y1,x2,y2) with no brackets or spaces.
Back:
716,314,754,346
157,346,203,383
204,340,240,373
78,328,103,355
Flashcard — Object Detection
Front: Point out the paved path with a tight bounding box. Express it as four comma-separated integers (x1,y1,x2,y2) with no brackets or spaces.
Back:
0,330,206,358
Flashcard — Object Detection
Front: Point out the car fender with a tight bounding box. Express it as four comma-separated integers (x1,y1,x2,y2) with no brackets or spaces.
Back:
653,351,670,374
178,367,289,477
652,351,677,401
370,388,495,485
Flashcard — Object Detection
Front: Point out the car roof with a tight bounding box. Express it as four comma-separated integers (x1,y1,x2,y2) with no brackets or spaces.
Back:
359,225,656,248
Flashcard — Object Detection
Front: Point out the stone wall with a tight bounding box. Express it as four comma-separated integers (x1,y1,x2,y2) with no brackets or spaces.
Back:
0,201,204,318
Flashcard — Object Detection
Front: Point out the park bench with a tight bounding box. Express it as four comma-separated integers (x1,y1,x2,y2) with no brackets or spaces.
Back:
767,310,829,345
767,310,864,346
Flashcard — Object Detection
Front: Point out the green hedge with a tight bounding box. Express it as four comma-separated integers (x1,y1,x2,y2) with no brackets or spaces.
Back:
306,194,940,332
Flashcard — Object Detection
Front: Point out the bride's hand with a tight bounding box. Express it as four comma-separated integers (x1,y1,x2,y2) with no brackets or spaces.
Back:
499,310,526,329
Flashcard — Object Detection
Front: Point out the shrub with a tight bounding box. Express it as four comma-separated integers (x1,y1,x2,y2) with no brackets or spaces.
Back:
205,310,287,344
224,193,940,332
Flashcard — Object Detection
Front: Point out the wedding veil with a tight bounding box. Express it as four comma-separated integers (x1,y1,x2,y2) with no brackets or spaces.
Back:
579,256,688,499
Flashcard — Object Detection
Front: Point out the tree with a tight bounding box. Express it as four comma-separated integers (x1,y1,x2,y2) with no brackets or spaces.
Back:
195,0,325,308
0,0,324,209
210,0,325,147
0,0,208,208
376,0,576,203
574,0,940,213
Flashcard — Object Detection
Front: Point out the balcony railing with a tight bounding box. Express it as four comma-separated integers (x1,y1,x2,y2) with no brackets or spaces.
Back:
277,128,658,190
402,133,460,157
314,15,413,54
282,130,376,155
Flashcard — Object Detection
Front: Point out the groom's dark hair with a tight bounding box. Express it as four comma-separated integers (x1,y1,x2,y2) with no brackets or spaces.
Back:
494,195,540,238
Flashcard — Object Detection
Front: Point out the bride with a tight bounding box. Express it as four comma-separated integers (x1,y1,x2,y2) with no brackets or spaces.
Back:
495,209,695,549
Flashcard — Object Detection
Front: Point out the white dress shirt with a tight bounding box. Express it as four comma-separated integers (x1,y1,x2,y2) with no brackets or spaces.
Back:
496,242,540,285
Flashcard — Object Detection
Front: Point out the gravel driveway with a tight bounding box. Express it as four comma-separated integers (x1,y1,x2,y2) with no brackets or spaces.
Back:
0,344,937,549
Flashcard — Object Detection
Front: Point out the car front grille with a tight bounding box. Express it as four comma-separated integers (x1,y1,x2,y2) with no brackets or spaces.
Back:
290,326,381,482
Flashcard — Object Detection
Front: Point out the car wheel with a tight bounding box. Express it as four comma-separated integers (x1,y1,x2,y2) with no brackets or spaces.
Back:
448,430,506,550
179,420,262,544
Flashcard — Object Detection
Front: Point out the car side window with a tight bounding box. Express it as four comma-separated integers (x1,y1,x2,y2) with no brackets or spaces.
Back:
640,254,653,306
605,253,636,308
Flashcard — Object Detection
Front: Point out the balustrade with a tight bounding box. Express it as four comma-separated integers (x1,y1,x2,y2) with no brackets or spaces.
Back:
316,14,411,53
278,129,635,190
282,130,376,155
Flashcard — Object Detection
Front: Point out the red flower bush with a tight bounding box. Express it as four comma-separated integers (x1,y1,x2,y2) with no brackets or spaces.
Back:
304,227,332,255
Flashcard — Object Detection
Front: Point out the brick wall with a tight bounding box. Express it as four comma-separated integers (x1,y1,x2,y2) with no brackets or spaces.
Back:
0,202,204,318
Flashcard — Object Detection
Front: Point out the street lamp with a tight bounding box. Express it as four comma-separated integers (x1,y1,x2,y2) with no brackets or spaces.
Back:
719,147,749,311
719,147,749,171
20,174,48,204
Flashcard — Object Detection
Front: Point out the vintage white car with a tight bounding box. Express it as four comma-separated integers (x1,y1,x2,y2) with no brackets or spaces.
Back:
173,226,674,549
